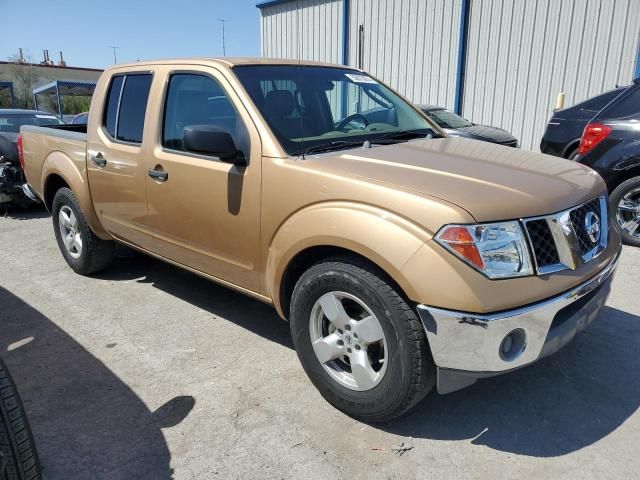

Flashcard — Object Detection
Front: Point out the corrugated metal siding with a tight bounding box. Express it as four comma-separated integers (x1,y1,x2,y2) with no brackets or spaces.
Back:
462,0,640,151
260,0,343,63
347,0,461,109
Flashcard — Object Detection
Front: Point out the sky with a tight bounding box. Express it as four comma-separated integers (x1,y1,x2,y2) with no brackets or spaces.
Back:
0,0,261,69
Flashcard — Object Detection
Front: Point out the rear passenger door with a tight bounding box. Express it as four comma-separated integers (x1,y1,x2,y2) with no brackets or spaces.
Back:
87,71,155,249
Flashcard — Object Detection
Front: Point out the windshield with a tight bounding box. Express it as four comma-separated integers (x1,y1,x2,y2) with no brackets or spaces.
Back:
0,113,63,133
422,108,472,129
233,65,437,155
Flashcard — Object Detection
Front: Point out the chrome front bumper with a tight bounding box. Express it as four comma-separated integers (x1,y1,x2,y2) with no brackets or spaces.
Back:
416,252,620,394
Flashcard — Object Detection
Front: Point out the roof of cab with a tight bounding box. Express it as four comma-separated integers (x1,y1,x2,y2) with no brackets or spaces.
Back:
109,57,356,70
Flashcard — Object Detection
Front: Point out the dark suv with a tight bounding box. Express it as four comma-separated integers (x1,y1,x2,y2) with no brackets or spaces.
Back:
540,87,626,159
576,79,640,246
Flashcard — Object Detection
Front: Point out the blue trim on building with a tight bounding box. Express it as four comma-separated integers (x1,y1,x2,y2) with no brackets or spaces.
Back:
342,0,349,65
454,0,471,115
634,38,640,80
256,0,293,8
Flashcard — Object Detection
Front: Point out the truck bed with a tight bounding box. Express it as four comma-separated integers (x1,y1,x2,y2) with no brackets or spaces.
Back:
20,124,88,201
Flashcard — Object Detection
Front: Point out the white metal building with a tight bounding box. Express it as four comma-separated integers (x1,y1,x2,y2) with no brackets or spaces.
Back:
257,0,640,151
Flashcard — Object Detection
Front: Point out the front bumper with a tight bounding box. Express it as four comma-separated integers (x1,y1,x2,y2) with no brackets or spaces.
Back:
416,251,620,394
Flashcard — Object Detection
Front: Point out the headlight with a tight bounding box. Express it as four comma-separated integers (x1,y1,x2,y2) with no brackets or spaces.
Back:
435,221,533,279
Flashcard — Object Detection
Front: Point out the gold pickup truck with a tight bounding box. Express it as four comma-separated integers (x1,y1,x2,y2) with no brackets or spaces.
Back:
20,58,621,421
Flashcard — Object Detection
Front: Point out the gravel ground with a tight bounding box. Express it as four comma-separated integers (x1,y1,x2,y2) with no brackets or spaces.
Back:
1,207,639,480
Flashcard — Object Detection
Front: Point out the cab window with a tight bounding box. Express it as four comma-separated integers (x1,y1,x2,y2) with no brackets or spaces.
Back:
102,73,152,143
162,73,246,156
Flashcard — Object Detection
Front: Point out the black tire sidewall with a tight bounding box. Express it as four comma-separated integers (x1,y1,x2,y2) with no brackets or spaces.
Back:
290,263,419,419
51,188,92,273
0,359,41,480
610,177,640,247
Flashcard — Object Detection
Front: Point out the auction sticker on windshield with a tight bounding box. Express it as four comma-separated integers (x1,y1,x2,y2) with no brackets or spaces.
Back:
345,73,377,84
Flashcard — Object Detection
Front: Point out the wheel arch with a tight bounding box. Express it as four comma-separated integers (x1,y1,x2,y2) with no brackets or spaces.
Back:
266,203,431,319
563,139,581,158
41,152,110,239
608,165,640,192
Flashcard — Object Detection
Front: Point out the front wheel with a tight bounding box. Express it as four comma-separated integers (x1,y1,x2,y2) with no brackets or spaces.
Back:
610,177,640,247
290,257,435,422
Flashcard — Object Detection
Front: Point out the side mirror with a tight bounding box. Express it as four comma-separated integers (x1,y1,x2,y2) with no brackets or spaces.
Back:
182,125,246,166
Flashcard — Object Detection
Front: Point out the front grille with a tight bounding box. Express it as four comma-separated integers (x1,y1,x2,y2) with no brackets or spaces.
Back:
525,219,560,268
523,195,607,274
569,198,602,254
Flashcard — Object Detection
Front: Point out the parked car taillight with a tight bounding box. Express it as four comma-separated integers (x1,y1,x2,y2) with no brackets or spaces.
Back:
17,134,25,170
578,123,612,156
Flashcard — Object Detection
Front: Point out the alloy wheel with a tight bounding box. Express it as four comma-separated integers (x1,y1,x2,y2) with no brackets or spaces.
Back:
58,205,83,259
616,187,640,239
309,291,388,391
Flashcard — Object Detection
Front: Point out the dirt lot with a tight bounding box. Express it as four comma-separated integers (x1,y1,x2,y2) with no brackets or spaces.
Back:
1,208,639,480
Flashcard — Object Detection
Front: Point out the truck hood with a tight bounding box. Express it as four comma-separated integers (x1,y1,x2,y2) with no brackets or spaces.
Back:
305,137,605,221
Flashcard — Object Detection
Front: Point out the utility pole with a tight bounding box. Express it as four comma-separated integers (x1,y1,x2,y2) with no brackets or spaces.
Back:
217,19,227,56
109,46,120,64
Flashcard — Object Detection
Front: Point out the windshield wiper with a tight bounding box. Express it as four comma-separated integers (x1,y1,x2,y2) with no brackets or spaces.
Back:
371,128,441,144
294,140,364,157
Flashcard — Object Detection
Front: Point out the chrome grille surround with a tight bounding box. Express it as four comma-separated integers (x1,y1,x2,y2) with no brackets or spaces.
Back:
523,195,608,275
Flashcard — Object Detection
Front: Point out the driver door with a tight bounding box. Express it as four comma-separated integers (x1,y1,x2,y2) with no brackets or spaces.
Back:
144,66,262,292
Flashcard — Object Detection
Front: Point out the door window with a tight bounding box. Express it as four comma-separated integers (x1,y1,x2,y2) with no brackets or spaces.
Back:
102,73,152,143
162,73,246,156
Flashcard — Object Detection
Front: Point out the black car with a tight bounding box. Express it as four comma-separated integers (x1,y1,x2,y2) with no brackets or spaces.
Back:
576,79,640,246
0,109,63,206
540,87,626,159
418,104,518,147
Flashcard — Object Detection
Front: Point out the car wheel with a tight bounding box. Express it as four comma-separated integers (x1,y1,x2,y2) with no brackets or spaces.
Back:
0,359,42,480
610,177,640,247
289,256,435,422
52,187,115,274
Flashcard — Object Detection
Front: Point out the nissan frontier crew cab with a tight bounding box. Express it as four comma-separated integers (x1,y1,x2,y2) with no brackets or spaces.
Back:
19,58,621,422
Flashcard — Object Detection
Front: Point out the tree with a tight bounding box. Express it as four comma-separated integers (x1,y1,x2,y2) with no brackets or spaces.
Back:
3,52,40,109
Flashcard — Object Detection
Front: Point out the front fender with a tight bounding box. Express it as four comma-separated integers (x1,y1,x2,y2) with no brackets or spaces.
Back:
42,151,110,239
265,202,432,316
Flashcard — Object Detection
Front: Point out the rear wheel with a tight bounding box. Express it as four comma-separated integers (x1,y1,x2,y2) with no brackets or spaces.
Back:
290,257,435,422
610,177,640,247
0,359,41,480
52,188,115,274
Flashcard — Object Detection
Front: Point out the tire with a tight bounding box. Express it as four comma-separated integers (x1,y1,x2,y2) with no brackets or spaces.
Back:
0,359,41,480
290,257,435,422
51,187,115,274
610,176,640,247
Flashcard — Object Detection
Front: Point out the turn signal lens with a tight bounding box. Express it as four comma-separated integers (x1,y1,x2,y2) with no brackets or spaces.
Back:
436,222,534,279
578,123,612,156
437,226,484,269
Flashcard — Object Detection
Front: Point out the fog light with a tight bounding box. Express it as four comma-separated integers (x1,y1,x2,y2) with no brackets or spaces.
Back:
499,329,526,361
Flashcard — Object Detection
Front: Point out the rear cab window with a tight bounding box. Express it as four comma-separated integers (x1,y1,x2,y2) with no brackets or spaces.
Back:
102,73,152,143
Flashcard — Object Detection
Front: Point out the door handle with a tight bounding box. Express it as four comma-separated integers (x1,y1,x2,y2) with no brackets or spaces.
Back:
91,153,107,168
148,167,168,182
